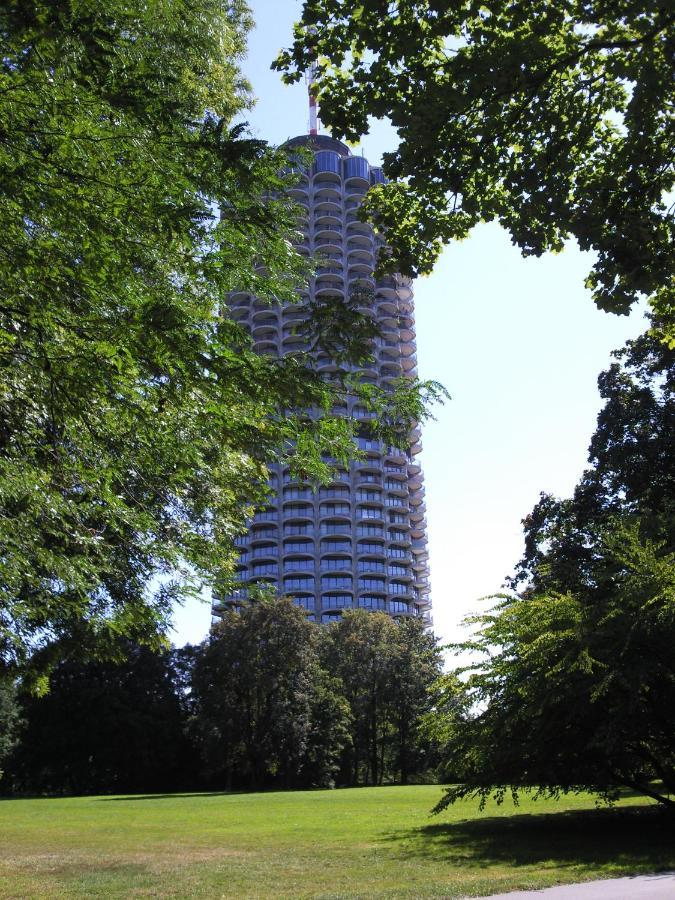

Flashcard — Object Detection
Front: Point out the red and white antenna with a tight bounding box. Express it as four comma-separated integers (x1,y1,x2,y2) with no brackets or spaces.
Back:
306,30,319,136
307,62,319,136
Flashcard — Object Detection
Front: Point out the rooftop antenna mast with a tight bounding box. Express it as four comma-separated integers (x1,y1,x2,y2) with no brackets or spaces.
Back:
306,31,319,136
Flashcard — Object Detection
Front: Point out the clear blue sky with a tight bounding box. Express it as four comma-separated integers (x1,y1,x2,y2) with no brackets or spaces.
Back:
171,0,647,649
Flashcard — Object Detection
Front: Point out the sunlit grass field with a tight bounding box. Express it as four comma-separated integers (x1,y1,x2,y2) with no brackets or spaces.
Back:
1,785,673,898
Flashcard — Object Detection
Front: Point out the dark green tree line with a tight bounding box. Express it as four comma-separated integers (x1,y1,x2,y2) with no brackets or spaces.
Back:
3,603,441,795
5,645,199,796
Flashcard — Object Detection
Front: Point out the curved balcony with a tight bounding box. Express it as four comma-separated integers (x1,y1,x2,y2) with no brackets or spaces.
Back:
320,520,353,537
321,557,353,574
389,600,412,616
357,596,387,610
388,580,414,597
283,310,308,326
376,296,398,315
356,505,385,524
315,247,343,262
229,288,250,303
406,457,422,476
283,576,316,591
345,217,370,234
345,182,368,199
312,170,341,186
248,577,278,590
229,307,250,324
281,324,305,340
347,233,372,249
344,156,370,184
314,234,342,251
380,359,404,376
314,219,342,236
376,295,399,312
314,196,341,213
314,184,341,201
378,347,401,365
357,576,387,594
315,269,344,285
410,504,426,524
288,184,309,201
410,523,427,542
348,264,374,280
282,559,315,576
283,539,315,555
318,502,351,520
357,558,386,574
315,283,346,301
409,484,425,504
252,306,278,322
388,531,412,547
250,525,279,543
410,438,423,456
388,565,414,581
386,275,412,300
282,503,314,522
251,322,278,339
321,575,353,591
356,539,385,555
250,544,278,561
355,436,383,455
321,594,354,611
347,249,375,269
282,339,309,356
252,340,278,357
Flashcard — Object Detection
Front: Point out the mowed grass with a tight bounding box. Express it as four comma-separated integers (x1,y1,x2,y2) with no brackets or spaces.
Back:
1,786,674,899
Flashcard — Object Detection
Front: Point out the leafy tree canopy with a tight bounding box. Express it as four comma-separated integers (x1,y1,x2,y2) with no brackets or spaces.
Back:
277,1,675,341
430,330,675,811
514,329,674,595
436,527,675,812
0,1,443,681
321,609,442,785
192,596,351,790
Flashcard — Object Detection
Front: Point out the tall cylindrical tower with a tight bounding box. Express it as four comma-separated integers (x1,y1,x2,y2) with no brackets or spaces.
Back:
215,136,431,624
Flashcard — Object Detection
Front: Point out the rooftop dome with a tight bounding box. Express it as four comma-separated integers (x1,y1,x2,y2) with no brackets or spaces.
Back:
283,134,352,157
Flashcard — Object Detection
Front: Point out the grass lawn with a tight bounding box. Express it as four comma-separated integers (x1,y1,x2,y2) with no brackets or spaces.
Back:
1,785,673,898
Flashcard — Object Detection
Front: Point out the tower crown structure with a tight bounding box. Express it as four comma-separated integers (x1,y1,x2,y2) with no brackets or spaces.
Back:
215,135,431,625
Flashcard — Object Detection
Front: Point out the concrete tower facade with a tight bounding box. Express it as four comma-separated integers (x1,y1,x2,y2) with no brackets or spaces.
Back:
215,135,431,624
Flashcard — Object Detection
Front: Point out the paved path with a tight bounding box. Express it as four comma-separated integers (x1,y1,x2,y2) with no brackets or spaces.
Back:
480,872,675,899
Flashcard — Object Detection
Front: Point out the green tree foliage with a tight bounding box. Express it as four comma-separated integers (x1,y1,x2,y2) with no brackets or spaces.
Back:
3,604,442,795
430,330,675,811
6,645,198,795
191,597,351,790
277,1,675,340
0,678,21,782
0,1,443,679
321,609,442,785
513,330,674,595
434,529,675,812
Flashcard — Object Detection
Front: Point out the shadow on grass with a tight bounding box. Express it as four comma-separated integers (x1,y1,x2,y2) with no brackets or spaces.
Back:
381,805,675,874
98,792,232,801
